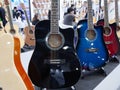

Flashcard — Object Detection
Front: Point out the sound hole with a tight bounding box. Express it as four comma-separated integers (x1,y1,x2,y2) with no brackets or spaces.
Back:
104,27,111,35
10,29,16,34
46,33,64,50
86,30,96,40
29,29,33,34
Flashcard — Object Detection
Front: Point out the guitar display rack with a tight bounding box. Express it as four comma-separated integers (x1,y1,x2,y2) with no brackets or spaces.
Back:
32,0,51,20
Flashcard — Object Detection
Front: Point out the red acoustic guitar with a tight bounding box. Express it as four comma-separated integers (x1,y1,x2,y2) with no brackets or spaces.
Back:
97,0,120,58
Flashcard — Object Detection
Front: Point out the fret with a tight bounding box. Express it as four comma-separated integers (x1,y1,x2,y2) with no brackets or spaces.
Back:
87,0,94,30
104,0,109,27
115,0,119,26
20,3,32,31
50,0,60,33
24,10,31,30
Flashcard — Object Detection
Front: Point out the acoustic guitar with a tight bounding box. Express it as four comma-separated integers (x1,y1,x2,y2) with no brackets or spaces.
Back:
28,0,81,89
76,0,108,70
97,0,120,57
20,3,35,47
4,0,24,48
0,33,34,90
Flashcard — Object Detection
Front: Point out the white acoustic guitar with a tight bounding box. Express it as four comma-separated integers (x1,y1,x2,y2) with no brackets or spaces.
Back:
0,33,34,90
4,0,25,48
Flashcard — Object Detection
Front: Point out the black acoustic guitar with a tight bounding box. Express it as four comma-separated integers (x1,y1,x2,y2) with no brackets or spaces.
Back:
28,0,81,89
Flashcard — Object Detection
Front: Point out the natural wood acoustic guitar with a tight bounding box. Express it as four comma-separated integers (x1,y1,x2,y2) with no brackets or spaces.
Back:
20,3,35,47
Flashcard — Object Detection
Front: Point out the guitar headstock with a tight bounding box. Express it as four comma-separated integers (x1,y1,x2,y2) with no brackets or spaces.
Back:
32,1,37,8
104,27,111,35
4,0,9,5
20,3,26,10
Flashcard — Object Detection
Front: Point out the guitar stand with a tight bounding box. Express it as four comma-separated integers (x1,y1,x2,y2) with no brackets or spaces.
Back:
36,86,72,90
36,86,76,90
96,67,107,76
80,67,107,79
109,55,119,63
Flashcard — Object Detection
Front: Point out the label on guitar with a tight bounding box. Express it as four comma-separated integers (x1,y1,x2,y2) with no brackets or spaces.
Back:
86,48,98,52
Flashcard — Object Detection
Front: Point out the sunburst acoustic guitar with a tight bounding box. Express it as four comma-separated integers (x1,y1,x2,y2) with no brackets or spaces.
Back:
76,0,108,71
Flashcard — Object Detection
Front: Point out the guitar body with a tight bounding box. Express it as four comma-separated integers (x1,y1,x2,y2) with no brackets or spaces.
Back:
28,20,81,89
14,36,34,90
23,25,35,46
97,19,120,56
0,29,5,36
0,34,33,90
5,22,25,48
76,19,108,70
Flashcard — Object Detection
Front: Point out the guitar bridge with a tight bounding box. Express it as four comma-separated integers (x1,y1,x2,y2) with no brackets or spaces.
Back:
105,41,113,44
44,59,65,65
86,48,98,52
30,38,35,40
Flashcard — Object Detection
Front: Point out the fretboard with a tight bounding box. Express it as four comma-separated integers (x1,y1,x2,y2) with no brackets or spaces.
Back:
6,5,14,30
104,0,109,27
87,0,94,30
50,0,60,34
24,9,31,30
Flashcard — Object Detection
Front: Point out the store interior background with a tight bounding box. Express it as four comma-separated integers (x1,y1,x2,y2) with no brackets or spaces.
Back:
0,0,120,90
1,0,119,24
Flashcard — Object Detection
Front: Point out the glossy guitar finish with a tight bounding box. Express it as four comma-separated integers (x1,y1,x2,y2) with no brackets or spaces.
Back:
76,19,108,70
14,36,34,90
28,20,81,89
97,19,120,56
0,33,34,90
97,0,120,57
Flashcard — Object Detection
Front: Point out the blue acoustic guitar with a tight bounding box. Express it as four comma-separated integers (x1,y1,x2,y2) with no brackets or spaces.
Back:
76,0,109,71
28,0,81,89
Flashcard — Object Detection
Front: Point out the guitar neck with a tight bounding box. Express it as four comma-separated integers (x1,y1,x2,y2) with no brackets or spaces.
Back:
24,9,31,29
6,5,14,29
115,0,119,26
104,0,109,27
87,0,94,30
50,0,60,34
